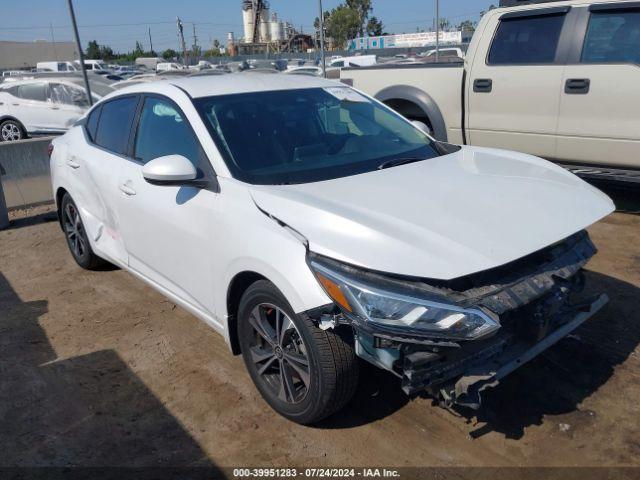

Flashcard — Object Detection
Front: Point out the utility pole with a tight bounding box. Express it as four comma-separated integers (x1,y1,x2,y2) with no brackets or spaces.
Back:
435,0,440,62
177,17,188,66
50,22,59,60
66,0,92,106
192,23,199,60
148,27,154,55
318,0,326,78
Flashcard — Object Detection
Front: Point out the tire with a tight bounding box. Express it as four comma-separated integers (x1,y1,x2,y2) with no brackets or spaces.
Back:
238,280,359,424
0,119,25,142
60,193,106,270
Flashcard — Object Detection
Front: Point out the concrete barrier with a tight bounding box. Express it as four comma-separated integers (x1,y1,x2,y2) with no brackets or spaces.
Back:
0,137,55,220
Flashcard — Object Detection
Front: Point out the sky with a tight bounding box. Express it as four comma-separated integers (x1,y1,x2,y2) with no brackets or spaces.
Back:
1,0,494,53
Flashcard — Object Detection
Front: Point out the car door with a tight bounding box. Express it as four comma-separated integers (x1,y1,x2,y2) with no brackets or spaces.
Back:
115,94,219,316
48,83,89,131
14,82,54,133
466,6,572,158
557,4,640,169
69,95,140,266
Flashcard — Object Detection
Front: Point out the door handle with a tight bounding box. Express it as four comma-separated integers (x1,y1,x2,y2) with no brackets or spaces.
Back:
11,103,19,106
66,157,80,169
473,78,493,93
49,106,60,110
119,183,136,196
565,78,590,94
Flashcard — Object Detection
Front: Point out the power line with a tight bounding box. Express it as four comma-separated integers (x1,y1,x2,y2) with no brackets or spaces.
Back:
0,20,242,31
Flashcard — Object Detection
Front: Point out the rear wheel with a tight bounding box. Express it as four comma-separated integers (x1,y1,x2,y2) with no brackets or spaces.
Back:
238,280,359,424
0,120,25,142
61,193,105,270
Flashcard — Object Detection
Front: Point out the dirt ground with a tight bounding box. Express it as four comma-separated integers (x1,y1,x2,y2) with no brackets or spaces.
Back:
1,188,639,472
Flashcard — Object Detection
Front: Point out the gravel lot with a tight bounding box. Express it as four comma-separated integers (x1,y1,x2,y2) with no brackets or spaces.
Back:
1,191,639,471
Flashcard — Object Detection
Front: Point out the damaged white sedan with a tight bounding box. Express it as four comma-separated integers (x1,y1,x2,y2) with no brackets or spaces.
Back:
50,74,614,424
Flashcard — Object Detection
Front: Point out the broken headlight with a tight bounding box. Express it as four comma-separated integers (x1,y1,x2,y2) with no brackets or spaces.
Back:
309,256,499,340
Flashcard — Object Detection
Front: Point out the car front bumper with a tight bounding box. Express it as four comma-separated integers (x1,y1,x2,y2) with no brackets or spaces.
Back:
400,293,608,408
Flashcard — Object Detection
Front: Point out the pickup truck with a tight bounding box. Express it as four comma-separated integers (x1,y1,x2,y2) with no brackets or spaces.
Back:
341,0,640,182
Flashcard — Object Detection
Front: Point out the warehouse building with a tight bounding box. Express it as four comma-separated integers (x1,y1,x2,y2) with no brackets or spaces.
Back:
0,40,78,70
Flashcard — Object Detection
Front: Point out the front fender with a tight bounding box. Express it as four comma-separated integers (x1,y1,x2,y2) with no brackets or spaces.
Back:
375,84,448,142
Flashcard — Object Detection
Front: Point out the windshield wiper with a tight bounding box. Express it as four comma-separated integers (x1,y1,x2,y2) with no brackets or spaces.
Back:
377,157,426,170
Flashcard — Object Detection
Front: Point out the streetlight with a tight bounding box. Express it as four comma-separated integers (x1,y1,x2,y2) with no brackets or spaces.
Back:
318,0,326,78
66,0,92,106
435,0,440,62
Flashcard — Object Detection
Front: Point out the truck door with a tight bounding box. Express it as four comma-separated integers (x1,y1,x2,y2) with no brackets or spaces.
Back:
466,6,572,159
557,4,640,169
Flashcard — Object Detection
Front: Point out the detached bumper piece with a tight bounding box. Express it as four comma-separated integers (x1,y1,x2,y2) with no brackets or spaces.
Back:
401,293,608,409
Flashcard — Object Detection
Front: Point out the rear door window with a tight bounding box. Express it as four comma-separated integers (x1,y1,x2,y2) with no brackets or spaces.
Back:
86,105,101,142
50,83,89,106
488,12,567,64
17,83,48,102
94,96,138,155
581,9,640,64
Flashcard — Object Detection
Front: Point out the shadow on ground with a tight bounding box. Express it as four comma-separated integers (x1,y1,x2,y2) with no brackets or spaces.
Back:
322,271,640,438
0,272,217,471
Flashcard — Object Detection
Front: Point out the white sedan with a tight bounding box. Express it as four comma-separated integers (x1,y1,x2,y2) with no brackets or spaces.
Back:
50,73,614,423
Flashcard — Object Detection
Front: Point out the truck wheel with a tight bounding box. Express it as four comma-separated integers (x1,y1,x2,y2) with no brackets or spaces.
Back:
238,280,359,424
60,193,106,270
0,120,25,142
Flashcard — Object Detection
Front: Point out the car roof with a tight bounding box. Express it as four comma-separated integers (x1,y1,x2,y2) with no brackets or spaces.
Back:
115,72,340,99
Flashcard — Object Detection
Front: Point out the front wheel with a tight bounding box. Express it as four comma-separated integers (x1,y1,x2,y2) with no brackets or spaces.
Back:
238,280,359,424
0,120,25,142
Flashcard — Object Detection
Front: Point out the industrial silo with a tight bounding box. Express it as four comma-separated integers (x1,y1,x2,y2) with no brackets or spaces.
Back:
242,0,255,43
270,13,284,42
259,7,271,43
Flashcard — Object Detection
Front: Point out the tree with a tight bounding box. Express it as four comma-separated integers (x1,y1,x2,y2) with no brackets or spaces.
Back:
326,5,360,48
133,41,145,58
438,18,450,30
100,45,115,60
366,16,384,36
457,20,476,33
86,40,101,60
162,48,178,60
345,0,372,37
480,4,497,17
314,10,331,35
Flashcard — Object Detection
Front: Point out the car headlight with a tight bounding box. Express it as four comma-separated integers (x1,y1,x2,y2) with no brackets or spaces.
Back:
308,255,499,340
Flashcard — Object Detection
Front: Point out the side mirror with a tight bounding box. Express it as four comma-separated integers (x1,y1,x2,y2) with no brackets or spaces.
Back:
142,155,197,186
411,120,432,136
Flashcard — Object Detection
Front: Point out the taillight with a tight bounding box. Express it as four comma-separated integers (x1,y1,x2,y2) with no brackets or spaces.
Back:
47,143,54,158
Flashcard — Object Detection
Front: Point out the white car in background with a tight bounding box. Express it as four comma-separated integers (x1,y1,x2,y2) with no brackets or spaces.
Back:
157,62,186,72
0,78,114,141
50,74,613,424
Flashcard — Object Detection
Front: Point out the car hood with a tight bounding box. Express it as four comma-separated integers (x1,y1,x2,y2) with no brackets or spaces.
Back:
249,146,614,280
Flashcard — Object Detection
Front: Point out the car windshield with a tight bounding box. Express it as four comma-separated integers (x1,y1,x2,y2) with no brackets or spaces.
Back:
194,87,440,185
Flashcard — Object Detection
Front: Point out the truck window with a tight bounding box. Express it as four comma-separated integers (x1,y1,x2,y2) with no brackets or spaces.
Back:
488,13,566,65
581,9,640,64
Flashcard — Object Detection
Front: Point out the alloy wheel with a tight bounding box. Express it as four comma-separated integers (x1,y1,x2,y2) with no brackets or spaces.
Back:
1,123,22,142
247,303,310,404
63,202,87,259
